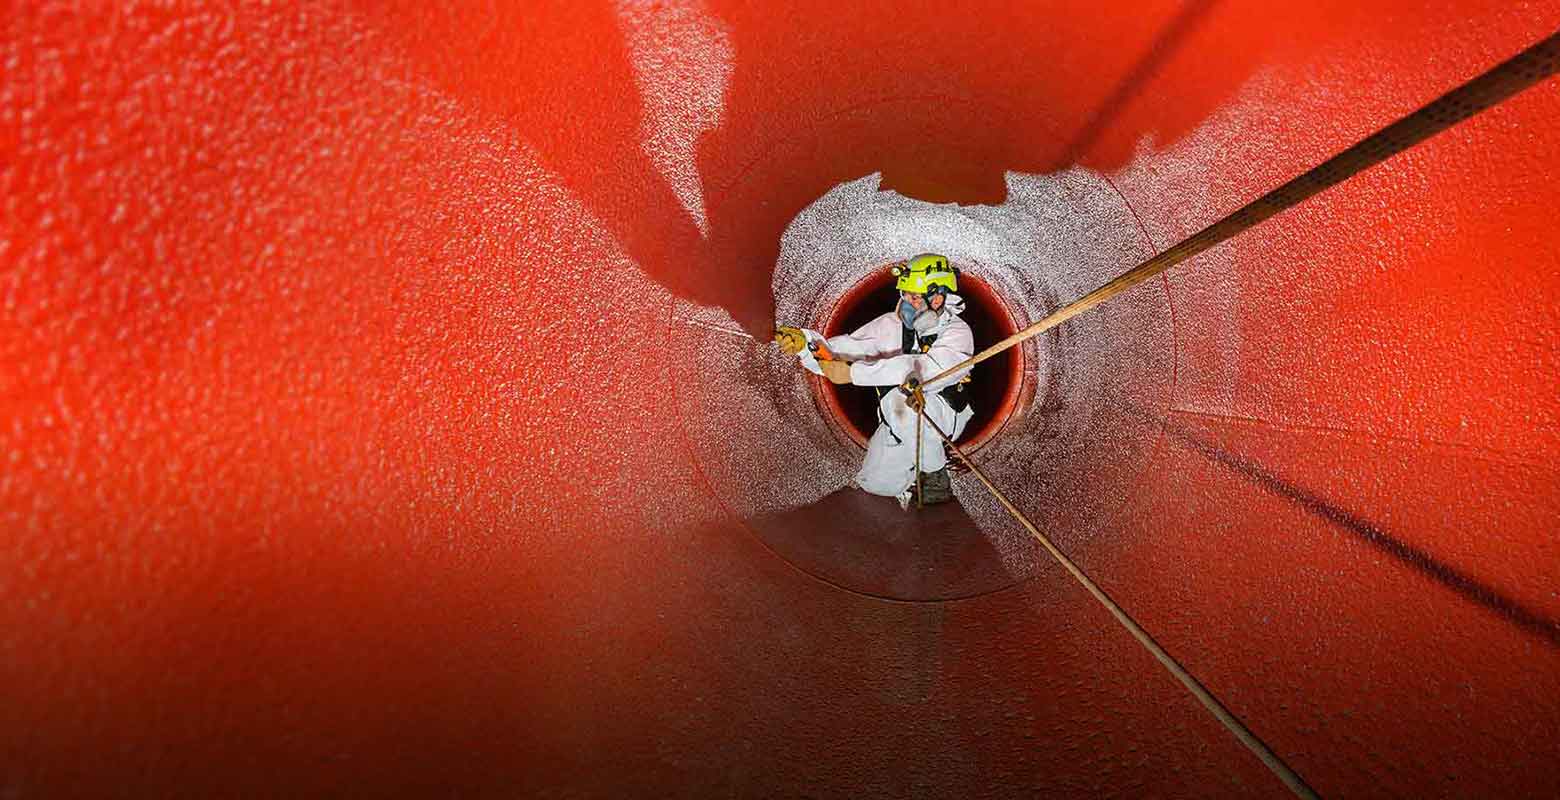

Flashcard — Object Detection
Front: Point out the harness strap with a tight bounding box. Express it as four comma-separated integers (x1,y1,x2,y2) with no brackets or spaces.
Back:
901,326,938,355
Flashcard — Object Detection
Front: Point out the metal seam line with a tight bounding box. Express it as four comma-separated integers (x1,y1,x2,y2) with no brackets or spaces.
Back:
915,408,1321,799
927,28,1560,389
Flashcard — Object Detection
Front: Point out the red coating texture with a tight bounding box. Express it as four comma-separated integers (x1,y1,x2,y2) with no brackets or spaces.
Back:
2,2,1558,797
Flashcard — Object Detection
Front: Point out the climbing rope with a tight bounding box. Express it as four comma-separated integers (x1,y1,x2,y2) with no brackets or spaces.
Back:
927,29,1560,390
907,29,1560,798
915,406,1319,798
914,393,924,509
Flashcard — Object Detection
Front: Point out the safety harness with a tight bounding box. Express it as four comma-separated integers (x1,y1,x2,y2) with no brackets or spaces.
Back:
876,325,971,445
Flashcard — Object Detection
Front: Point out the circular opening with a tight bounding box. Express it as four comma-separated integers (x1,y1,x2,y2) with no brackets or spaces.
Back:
814,267,1025,452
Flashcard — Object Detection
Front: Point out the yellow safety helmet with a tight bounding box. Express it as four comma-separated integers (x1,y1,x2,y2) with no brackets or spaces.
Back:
891,253,958,296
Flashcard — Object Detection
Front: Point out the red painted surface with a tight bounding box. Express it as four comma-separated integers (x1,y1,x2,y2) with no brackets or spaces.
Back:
2,2,1558,797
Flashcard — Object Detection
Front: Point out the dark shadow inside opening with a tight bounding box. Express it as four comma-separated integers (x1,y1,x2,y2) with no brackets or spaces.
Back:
821,270,1019,447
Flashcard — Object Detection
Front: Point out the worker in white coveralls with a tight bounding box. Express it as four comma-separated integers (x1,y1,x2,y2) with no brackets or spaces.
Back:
775,254,976,507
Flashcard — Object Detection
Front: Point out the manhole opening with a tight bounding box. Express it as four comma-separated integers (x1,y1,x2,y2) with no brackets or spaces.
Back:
815,266,1025,452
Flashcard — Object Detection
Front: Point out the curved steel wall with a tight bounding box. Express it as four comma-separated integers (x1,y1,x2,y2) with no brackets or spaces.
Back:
2,2,1557,796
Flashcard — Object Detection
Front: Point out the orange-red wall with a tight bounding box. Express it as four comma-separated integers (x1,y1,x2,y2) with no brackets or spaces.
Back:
3,2,1557,796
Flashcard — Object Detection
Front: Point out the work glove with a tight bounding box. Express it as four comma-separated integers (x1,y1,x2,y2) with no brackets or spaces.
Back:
774,326,807,355
820,359,852,385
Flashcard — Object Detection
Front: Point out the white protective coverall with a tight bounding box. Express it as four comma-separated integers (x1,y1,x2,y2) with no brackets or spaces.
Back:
797,294,976,498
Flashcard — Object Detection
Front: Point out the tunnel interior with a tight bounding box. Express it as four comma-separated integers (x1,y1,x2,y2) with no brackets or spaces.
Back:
3,2,1559,798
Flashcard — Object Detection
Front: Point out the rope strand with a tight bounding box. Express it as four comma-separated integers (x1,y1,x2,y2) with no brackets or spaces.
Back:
927,29,1560,389
915,407,1320,798
892,27,1560,799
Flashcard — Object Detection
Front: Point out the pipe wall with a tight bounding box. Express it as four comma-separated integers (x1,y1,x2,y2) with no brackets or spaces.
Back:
2,2,1557,796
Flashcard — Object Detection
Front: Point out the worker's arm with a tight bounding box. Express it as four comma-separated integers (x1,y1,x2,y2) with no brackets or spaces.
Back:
849,321,974,388
776,325,861,380
819,359,852,384
822,315,900,362
776,314,896,364
919,323,976,393
846,354,920,386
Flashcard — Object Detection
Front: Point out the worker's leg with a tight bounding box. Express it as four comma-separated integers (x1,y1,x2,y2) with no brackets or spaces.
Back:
913,395,967,504
854,390,972,500
855,391,941,494
853,419,915,496
852,389,925,496
917,395,966,472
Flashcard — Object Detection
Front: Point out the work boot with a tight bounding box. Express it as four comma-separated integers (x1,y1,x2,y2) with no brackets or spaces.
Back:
912,467,954,505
